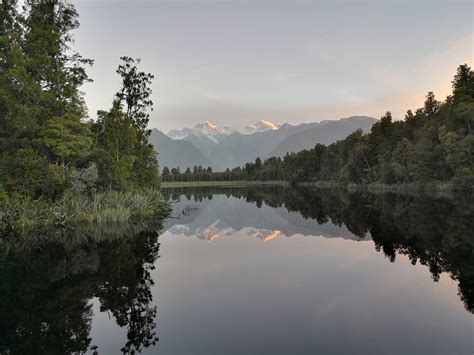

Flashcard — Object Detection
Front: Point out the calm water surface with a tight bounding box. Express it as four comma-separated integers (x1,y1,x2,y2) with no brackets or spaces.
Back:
1,187,473,354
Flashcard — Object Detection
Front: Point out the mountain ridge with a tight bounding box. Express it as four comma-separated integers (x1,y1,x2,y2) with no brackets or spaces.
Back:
153,116,378,170
269,116,376,157
149,129,213,171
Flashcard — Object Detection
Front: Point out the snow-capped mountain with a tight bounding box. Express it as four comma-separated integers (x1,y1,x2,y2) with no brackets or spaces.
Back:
243,119,280,134
166,119,281,143
194,121,234,137
157,116,377,170
167,121,234,144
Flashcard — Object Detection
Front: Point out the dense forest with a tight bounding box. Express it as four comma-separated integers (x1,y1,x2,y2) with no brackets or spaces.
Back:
162,65,473,188
0,1,160,201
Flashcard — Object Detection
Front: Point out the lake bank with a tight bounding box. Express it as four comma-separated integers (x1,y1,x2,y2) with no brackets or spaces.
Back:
161,180,289,188
297,181,473,198
160,179,472,198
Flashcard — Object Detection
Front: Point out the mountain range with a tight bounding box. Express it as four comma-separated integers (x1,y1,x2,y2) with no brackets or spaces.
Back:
150,116,377,171
149,130,213,170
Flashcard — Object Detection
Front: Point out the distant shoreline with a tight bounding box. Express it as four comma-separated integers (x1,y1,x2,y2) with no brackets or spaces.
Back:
298,181,472,192
160,180,472,198
161,181,289,188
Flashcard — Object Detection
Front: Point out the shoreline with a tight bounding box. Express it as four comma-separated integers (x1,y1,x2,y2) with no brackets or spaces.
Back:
161,181,289,188
161,180,472,198
297,181,473,198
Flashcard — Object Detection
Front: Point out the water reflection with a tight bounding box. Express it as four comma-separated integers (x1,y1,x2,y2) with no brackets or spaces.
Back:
0,221,164,354
163,186,474,314
0,187,472,354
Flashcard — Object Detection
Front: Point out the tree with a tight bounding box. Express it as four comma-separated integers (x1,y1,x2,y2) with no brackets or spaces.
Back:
0,0,20,71
170,167,180,182
423,92,440,118
115,56,154,141
0,2,165,198
22,0,93,118
93,57,159,190
43,115,92,174
0,0,94,198
0,0,22,189
161,167,171,181
452,63,472,91
451,64,474,134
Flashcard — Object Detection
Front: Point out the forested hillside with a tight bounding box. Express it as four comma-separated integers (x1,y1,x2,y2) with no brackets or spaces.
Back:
163,64,473,188
0,1,159,200
283,65,473,186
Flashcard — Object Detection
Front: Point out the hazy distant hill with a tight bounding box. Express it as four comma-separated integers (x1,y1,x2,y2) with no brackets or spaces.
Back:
209,122,317,170
209,116,377,170
179,133,217,158
153,116,377,170
149,129,212,171
269,116,376,157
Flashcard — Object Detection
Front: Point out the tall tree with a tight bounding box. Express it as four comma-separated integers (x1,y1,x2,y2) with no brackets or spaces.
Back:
423,92,440,118
22,0,93,119
93,57,159,190
452,63,472,91
0,0,94,198
115,56,154,141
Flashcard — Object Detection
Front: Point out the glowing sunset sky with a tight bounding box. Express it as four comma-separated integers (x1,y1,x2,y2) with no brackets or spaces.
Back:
71,0,473,131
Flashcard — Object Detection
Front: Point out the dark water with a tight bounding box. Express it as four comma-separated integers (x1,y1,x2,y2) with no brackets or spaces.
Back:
0,187,473,354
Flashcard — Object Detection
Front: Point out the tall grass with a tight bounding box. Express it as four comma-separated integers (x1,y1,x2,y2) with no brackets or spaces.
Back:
0,189,171,233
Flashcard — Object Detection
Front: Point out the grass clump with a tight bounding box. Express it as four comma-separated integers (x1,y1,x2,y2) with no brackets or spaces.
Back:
0,189,170,234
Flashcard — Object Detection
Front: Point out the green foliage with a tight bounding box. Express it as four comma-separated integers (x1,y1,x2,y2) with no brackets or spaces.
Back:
0,2,161,199
43,115,93,164
0,0,93,198
0,185,6,201
115,56,155,139
92,58,160,190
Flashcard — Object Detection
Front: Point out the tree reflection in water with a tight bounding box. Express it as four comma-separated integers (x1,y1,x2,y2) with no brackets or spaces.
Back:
164,186,474,314
0,221,164,354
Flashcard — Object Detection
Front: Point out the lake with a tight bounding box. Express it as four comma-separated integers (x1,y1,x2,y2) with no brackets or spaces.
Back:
0,187,472,354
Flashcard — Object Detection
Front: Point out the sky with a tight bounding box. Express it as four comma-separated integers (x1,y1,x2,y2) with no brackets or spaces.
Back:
69,0,473,132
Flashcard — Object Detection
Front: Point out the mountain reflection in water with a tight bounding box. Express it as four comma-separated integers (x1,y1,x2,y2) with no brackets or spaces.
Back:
0,186,472,354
